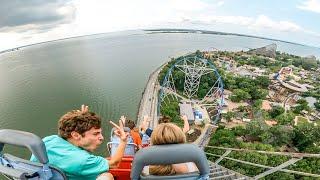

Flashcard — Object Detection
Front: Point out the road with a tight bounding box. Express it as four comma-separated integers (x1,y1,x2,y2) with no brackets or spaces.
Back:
137,64,165,129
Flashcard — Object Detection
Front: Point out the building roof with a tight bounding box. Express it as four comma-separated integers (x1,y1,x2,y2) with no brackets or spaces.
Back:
179,103,194,121
279,80,308,92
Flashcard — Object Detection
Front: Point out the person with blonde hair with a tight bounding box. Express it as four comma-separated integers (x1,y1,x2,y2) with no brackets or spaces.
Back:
140,115,190,138
145,123,198,176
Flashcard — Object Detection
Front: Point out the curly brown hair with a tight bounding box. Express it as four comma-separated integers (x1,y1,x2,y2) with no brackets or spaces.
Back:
58,110,101,139
125,119,136,130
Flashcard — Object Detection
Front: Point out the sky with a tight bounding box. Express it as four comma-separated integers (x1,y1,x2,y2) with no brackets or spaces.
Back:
0,0,320,51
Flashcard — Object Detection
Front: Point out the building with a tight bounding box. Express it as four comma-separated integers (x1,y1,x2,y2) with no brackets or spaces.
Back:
179,102,195,123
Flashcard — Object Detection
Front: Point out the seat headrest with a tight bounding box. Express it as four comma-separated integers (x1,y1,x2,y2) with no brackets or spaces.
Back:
130,144,209,180
0,129,48,164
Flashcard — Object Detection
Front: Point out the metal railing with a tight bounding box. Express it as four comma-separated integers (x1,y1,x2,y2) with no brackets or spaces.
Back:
205,145,320,179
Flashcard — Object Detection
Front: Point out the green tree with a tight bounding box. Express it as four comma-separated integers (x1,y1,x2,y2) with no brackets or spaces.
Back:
253,99,263,110
246,120,269,140
173,70,185,92
275,111,294,125
293,99,310,114
250,88,268,100
223,112,235,122
230,89,251,102
209,127,238,147
160,98,182,126
302,57,317,70
255,76,270,88
269,125,294,146
314,100,320,110
232,126,247,136
195,50,202,57
269,106,285,118
293,123,320,152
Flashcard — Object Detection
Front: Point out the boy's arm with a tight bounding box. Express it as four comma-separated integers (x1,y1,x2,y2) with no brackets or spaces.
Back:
181,115,190,133
107,139,127,168
107,119,128,168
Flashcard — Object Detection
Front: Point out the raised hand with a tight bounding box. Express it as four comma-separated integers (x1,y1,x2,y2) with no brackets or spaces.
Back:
180,115,190,133
140,115,150,131
120,116,126,126
109,120,128,142
181,115,188,121
81,104,89,113
77,104,89,113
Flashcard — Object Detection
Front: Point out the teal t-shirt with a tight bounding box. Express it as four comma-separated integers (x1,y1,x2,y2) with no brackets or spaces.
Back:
30,135,109,180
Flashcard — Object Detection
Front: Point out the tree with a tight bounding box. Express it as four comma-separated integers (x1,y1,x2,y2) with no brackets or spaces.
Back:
232,126,247,136
269,106,285,118
230,89,251,102
173,70,185,92
197,88,207,99
246,120,269,140
253,99,263,110
255,76,270,88
250,88,268,100
293,123,320,152
293,99,310,114
269,125,294,146
302,58,317,70
195,50,202,57
209,128,238,147
314,100,320,110
238,105,246,112
275,111,294,125
223,112,235,122
160,99,182,126
292,58,303,67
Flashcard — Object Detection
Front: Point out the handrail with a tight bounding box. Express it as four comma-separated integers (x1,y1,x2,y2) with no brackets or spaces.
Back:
205,146,320,179
206,145,320,158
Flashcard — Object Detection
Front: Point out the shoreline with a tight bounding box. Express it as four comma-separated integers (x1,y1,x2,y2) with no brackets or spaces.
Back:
136,62,166,129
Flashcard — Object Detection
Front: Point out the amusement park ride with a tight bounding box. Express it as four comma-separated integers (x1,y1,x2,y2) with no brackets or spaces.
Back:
1,55,319,180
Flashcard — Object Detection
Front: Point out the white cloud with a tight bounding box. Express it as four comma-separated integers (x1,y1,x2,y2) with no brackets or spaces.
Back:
250,15,302,32
174,14,320,44
217,1,224,7
198,15,302,33
297,0,320,13
73,0,212,35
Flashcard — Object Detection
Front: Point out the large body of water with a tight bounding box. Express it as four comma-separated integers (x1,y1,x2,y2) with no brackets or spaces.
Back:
0,30,319,157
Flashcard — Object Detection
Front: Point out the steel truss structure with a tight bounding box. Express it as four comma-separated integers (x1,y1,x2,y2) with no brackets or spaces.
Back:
158,55,224,124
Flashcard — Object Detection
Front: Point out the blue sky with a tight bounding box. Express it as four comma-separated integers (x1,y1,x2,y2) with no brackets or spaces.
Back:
0,0,319,51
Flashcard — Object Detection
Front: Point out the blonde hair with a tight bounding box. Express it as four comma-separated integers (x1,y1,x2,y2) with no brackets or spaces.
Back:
149,165,176,176
151,123,186,145
149,123,186,176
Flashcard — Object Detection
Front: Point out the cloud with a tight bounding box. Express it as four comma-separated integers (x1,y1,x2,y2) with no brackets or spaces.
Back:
172,14,320,43
217,1,225,7
0,0,319,51
0,0,76,33
201,15,302,33
250,15,302,32
297,0,320,13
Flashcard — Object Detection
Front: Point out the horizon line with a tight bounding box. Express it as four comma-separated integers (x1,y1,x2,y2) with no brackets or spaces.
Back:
0,28,319,54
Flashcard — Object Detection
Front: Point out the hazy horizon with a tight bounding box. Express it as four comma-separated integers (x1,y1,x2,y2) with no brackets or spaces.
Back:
1,29,319,54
